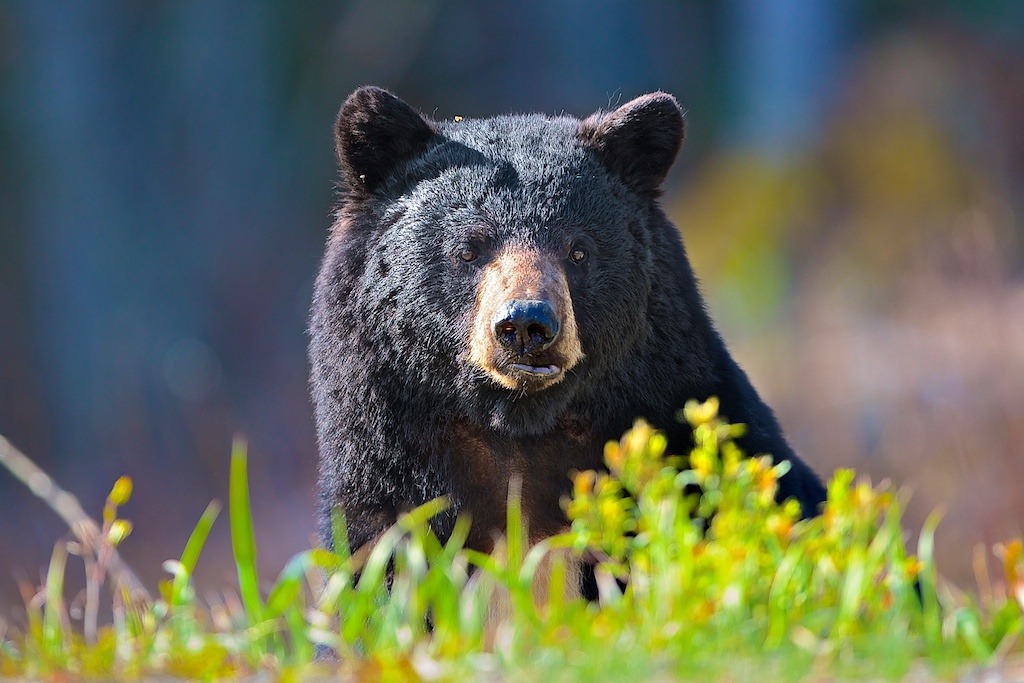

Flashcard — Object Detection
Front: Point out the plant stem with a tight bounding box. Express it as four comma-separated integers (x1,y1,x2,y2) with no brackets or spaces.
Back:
0,434,151,602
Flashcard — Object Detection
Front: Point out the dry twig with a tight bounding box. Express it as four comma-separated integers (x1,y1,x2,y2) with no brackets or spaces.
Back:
0,434,151,602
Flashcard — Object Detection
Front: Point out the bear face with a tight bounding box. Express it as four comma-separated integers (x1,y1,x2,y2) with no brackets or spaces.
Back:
311,87,826,559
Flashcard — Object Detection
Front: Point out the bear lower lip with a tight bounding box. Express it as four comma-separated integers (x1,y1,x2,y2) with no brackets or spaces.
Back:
509,363,561,377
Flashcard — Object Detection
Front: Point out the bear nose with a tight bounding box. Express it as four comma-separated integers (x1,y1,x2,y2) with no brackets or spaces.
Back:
492,299,560,353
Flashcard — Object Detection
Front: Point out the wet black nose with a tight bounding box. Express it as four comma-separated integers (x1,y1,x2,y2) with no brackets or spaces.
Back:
492,299,560,353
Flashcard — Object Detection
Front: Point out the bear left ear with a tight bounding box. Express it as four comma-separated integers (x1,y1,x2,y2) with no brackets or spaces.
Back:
578,92,685,196
335,86,437,197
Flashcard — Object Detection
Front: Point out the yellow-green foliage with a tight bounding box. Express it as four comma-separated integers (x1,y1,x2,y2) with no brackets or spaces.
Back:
1,399,1022,681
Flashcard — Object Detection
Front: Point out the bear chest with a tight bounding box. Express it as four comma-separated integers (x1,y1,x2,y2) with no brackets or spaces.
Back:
446,419,600,550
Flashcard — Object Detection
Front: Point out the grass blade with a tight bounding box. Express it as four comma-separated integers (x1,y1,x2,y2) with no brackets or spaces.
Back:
180,500,222,577
229,437,264,627
42,542,68,662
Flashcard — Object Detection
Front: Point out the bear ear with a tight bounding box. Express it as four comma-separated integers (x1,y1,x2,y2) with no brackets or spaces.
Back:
335,86,437,196
578,92,685,196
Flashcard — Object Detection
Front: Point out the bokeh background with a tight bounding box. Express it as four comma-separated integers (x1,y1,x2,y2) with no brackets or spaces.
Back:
1,1,1023,611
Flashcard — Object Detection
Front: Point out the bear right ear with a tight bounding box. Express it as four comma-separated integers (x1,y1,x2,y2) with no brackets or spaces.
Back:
578,92,685,196
335,86,437,197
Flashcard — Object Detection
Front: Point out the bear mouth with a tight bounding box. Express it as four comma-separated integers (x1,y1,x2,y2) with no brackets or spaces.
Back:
483,359,567,392
509,363,562,377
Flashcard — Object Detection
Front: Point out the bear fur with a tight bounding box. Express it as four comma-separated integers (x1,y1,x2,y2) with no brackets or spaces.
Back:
310,86,827,575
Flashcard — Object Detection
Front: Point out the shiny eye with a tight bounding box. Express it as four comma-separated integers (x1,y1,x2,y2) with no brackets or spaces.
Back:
459,246,478,263
569,248,587,264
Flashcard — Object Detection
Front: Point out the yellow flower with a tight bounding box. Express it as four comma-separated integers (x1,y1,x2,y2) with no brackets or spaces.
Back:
573,470,596,498
691,450,713,481
604,441,624,474
903,557,923,580
999,539,1022,596
683,397,719,427
601,498,622,525
693,599,716,622
756,462,778,503
722,443,741,477
108,476,133,506
766,514,791,540
107,519,133,546
854,482,874,508
626,420,654,455
647,432,668,460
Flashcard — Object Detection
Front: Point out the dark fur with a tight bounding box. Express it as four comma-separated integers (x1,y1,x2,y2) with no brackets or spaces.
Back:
310,87,827,573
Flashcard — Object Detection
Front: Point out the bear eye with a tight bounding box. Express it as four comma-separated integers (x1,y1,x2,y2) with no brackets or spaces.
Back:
569,247,587,264
459,246,478,263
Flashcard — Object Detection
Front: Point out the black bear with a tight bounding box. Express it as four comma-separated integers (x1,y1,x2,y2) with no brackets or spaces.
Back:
309,87,826,585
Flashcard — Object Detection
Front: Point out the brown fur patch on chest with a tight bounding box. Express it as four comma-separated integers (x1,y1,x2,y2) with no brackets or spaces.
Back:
446,418,598,549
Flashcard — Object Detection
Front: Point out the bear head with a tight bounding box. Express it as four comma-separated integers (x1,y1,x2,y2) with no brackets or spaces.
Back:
324,87,686,436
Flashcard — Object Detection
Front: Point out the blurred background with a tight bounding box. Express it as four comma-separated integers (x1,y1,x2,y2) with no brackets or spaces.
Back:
1,0,1022,610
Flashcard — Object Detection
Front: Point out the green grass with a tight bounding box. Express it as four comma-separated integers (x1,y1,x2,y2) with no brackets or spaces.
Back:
2,398,1022,681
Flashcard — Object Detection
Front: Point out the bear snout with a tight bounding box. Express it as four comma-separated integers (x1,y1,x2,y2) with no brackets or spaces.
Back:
492,299,560,355
467,246,585,391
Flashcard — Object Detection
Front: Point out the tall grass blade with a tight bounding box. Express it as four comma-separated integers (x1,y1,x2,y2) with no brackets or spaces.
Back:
42,542,68,662
917,509,944,657
229,437,264,628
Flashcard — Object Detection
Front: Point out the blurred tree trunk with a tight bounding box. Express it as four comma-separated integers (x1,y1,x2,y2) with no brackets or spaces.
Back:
729,0,849,156
14,1,295,502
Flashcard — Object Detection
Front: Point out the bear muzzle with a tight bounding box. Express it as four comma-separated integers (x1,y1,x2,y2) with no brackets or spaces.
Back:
468,247,585,391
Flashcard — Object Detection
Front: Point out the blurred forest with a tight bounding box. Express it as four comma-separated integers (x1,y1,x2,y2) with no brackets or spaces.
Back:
1,1,1023,610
